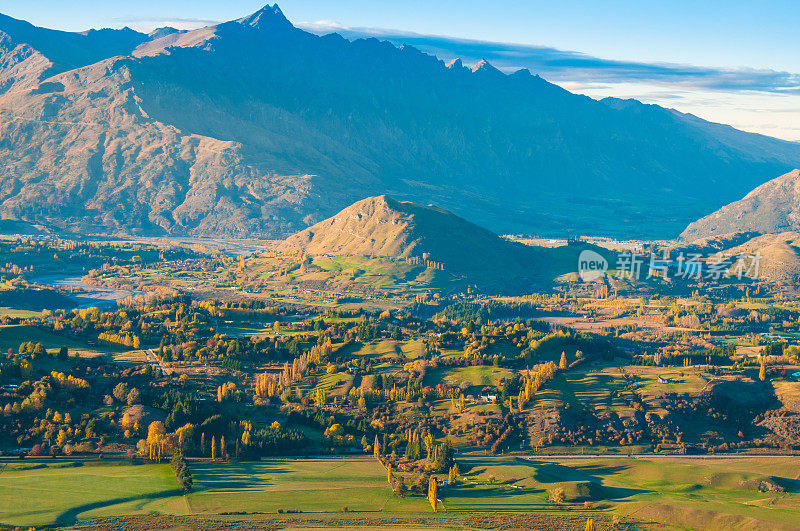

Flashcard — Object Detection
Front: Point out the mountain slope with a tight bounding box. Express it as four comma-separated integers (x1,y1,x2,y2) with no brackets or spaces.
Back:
281,195,531,273
680,169,800,241
280,195,601,287
718,232,800,285
674,231,800,286
1,5,800,238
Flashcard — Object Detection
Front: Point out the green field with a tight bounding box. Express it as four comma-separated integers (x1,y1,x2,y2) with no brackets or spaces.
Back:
0,324,106,356
2,456,800,529
311,256,453,292
0,307,41,318
0,462,185,527
423,365,513,390
450,456,800,530
187,458,426,514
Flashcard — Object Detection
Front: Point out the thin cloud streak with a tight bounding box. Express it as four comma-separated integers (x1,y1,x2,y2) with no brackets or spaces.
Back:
298,21,800,95
114,15,219,31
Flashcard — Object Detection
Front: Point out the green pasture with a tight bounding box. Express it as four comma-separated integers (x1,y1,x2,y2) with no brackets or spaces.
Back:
0,462,184,527
447,456,800,529
186,458,425,514
1,456,799,529
423,365,513,391
0,324,107,356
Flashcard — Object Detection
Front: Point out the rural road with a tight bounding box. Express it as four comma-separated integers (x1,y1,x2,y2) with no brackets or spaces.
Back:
145,348,170,375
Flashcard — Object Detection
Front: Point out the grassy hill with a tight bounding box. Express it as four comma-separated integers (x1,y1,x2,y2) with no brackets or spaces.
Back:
681,169,800,241
674,230,800,286
280,195,612,291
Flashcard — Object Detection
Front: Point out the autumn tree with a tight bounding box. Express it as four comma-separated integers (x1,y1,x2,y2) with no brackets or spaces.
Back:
448,463,459,485
146,421,167,461
428,476,438,512
113,382,129,402
559,351,568,370
423,433,434,458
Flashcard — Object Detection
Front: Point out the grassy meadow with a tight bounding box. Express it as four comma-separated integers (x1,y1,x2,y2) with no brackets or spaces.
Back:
186,458,427,514
0,324,108,357
0,462,185,527
449,456,800,530
2,456,799,529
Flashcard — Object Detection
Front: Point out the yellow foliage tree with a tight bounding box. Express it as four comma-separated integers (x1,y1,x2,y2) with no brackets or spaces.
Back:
428,477,438,512
147,421,166,444
759,356,767,381
448,463,459,484
559,351,568,370
175,423,194,449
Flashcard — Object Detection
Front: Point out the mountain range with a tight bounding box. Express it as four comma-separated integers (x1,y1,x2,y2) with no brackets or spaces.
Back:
1,4,800,239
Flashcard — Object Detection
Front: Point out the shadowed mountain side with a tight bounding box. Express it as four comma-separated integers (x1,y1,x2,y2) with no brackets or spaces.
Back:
279,196,610,289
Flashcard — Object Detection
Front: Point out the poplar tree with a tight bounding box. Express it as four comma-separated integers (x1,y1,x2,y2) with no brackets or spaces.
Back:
428,477,438,512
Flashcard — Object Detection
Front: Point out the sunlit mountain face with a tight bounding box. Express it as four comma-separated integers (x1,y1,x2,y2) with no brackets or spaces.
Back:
1,4,800,239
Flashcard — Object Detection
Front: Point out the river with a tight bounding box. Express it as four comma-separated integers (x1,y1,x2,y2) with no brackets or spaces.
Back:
32,274,144,310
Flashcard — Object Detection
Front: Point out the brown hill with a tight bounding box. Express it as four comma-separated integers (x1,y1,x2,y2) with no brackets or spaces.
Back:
714,232,800,286
280,195,607,289
681,169,800,241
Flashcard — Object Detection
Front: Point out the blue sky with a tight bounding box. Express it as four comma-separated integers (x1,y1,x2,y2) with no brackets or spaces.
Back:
3,1,800,140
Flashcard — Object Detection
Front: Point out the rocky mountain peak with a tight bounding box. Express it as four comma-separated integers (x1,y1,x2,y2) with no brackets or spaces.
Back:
237,4,292,31
469,59,501,75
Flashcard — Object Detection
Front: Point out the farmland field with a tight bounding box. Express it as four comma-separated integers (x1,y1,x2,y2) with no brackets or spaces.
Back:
0,462,184,527
450,456,800,530
186,458,427,514
2,456,799,529
423,365,513,390
0,324,108,357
